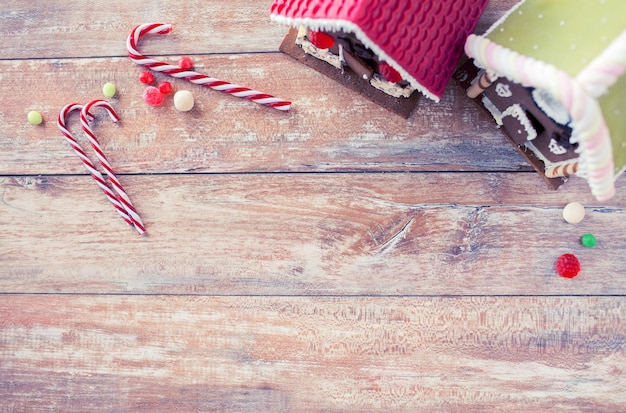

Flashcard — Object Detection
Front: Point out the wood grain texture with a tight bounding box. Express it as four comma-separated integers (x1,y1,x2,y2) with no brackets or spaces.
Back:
0,56,530,175
0,0,287,58
1,295,625,412
0,0,527,176
1,0,625,411
2,173,625,295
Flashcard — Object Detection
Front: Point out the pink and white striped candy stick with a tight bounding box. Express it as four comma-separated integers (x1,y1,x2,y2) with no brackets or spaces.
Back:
57,103,135,229
127,23,291,111
80,100,146,234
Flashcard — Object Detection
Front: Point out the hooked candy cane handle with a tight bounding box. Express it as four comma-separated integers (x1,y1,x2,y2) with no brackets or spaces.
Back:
81,100,146,235
127,23,291,111
57,103,135,229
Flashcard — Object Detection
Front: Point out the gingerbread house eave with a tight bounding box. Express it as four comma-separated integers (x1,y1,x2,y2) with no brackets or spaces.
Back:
465,33,623,201
269,14,440,102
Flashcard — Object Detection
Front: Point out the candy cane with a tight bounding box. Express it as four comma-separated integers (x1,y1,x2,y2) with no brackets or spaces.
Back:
57,103,135,229
80,100,146,234
127,23,291,111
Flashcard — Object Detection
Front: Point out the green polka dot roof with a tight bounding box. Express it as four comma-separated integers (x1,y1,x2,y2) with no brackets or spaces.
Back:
487,0,626,76
486,0,626,175
600,75,626,174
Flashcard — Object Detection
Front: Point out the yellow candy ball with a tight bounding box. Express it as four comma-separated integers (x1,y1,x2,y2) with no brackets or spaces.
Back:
27,110,43,125
102,82,117,98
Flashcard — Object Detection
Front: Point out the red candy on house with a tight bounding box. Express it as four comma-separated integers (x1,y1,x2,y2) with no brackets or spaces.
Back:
379,62,403,83
556,254,581,278
270,0,490,101
308,31,335,49
138,71,155,84
178,56,194,70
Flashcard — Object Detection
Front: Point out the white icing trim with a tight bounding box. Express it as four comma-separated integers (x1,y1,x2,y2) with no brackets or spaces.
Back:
296,26,415,98
484,0,527,36
369,75,414,98
502,104,537,141
296,27,414,97
524,141,576,176
481,96,503,126
270,14,440,101
296,31,343,69
531,89,570,126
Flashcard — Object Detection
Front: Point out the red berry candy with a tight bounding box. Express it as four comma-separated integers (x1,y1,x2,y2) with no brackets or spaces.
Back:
158,81,173,95
308,31,335,49
378,62,403,83
143,86,165,106
556,254,581,278
178,56,193,70
138,71,155,84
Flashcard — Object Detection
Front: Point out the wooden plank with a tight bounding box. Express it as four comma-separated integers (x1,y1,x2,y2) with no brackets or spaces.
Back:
0,0,288,58
0,55,530,175
2,173,624,295
1,295,624,412
2,1,625,411
0,0,519,59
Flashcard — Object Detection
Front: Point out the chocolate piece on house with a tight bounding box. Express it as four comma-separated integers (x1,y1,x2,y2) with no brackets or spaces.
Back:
457,0,626,201
455,60,578,190
270,0,489,117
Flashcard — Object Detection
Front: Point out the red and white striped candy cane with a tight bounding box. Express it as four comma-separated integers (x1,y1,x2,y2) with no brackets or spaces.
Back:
127,23,291,112
57,103,135,229
81,100,146,234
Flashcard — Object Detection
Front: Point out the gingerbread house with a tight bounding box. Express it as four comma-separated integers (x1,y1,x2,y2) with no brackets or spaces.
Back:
270,0,489,117
456,0,626,201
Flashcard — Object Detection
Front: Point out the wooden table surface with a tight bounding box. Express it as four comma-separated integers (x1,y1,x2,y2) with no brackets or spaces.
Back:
1,1,625,411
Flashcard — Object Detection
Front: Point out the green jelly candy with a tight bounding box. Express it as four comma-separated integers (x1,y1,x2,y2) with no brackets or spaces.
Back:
102,82,117,98
27,111,43,125
581,233,597,248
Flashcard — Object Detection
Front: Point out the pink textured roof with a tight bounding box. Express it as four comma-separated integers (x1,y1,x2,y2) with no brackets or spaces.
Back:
270,0,488,101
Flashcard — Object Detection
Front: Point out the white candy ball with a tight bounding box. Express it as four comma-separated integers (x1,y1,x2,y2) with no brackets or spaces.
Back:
563,202,585,224
174,90,194,112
